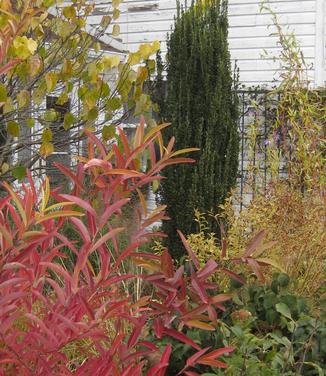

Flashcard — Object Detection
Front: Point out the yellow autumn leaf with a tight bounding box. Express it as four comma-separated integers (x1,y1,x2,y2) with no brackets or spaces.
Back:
40,142,54,157
112,24,120,37
112,0,121,8
13,36,37,59
102,55,120,70
45,72,58,92
35,210,84,224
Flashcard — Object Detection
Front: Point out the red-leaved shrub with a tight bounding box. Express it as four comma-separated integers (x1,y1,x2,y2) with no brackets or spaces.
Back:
0,122,236,375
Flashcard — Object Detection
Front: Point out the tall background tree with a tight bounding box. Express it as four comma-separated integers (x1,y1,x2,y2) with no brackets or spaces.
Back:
157,0,239,260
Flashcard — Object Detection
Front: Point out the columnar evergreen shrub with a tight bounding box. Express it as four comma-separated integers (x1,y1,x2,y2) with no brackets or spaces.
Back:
158,0,239,259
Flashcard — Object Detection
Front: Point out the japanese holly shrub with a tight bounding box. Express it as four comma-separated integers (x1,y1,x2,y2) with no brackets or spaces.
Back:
157,0,239,260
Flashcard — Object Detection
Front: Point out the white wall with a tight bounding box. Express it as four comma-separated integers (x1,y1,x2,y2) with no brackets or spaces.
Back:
85,0,325,87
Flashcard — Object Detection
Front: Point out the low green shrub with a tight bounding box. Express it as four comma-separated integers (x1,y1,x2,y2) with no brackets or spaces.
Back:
152,274,326,375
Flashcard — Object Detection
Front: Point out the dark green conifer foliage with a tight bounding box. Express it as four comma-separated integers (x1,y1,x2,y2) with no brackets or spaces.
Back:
158,0,239,260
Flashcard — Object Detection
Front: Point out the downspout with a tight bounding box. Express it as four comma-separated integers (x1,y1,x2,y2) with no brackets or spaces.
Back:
315,0,325,87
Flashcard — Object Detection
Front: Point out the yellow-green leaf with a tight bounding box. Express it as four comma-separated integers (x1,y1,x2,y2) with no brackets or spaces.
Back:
13,36,37,59
26,118,35,128
112,8,120,19
128,52,141,66
45,72,58,92
7,121,20,137
12,166,27,181
102,125,116,140
139,44,152,59
17,90,30,108
102,55,120,70
112,0,121,8
44,109,58,122
100,15,111,28
3,182,27,226
112,24,120,37
256,257,286,272
62,6,76,19
0,84,7,102
40,142,54,157
170,148,200,157
1,163,9,174
63,112,75,130
56,92,69,105
42,128,53,142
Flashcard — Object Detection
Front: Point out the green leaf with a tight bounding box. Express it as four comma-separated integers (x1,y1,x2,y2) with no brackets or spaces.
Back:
12,166,27,180
275,303,292,320
7,121,20,137
102,125,115,140
87,107,99,121
302,362,324,376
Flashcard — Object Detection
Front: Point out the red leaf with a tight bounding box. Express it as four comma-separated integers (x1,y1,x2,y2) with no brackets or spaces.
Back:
197,259,218,280
196,358,228,368
161,249,174,278
191,272,208,303
90,227,124,253
246,257,265,282
127,316,147,349
177,230,200,269
199,346,235,360
209,294,232,304
59,194,97,217
244,230,266,257
186,347,211,368
147,344,172,376
99,198,130,229
163,328,201,350
69,217,91,243
54,162,84,192
153,318,164,339
221,268,246,285
84,130,107,158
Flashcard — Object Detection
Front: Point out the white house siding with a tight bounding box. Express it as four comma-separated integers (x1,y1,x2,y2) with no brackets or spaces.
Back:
85,0,325,88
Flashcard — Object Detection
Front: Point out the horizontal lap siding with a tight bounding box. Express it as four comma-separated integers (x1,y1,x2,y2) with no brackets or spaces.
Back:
85,0,318,87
